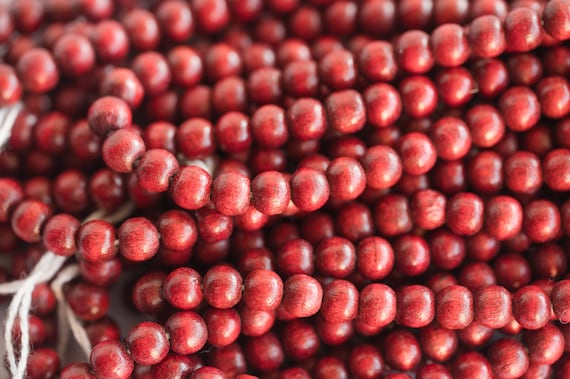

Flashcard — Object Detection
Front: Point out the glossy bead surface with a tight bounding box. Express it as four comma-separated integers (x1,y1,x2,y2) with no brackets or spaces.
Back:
396,285,435,328
474,285,512,329
282,274,323,318
11,200,51,243
436,285,473,329
90,340,134,379
170,166,212,210
383,330,421,371
203,265,243,309
165,311,208,355
488,338,529,379
126,322,169,365
243,269,283,311
290,168,330,212
361,145,402,189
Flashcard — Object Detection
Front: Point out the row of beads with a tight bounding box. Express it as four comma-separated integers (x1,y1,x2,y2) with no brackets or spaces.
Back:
4,182,570,269
2,0,569,103
63,266,570,378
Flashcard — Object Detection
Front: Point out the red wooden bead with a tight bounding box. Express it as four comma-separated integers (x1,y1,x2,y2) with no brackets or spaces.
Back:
43,213,80,256
151,353,201,378
469,15,506,58
465,104,505,148
504,7,543,52
157,210,197,252
0,178,24,223
431,23,470,67
347,344,384,379
88,96,132,137
524,200,561,243
315,237,356,278
244,332,284,372
191,0,230,34
163,267,203,310
90,340,134,379
77,220,117,262
132,52,171,97
53,33,95,76
11,200,51,243
484,196,523,241
419,323,458,363
396,285,435,328
523,323,565,364
474,285,512,329
290,168,329,212
282,274,323,318
429,117,471,160
211,172,251,216
176,118,215,159
165,311,208,355
118,217,159,262
393,234,430,276
499,86,541,132
543,0,570,41
383,329,422,371
446,192,484,236
357,41,397,82
399,75,438,118
79,258,122,287
544,148,570,191
135,149,179,193
91,20,129,62
396,30,433,74
324,1,357,35
170,165,212,210
397,0,433,29
122,9,160,51
155,0,193,42
243,269,283,311
417,363,452,379
312,355,349,379
504,151,543,194
276,238,314,277
280,319,319,361
287,98,326,141
317,50,356,88
251,171,290,215
67,282,109,321
551,280,570,323
191,367,227,379
452,352,493,379
320,279,358,323
507,53,543,86
215,112,252,154
203,265,243,309
512,285,551,331
409,189,446,230
437,68,474,107
488,338,529,379
60,362,96,379
204,307,241,347
17,48,59,93
457,321,493,348
205,43,241,82
361,145,402,189
363,83,402,129
436,285,473,330
429,229,465,270
251,105,288,148
373,195,413,237
325,89,366,134
467,151,503,195
132,271,167,315
396,132,437,175
126,322,169,366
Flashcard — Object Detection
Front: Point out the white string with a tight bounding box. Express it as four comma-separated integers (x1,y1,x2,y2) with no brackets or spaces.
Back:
51,264,91,359
0,202,135,378
0,103,22,152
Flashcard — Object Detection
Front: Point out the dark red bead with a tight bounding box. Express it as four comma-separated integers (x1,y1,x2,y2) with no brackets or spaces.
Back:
452,352,493,379
126,322,169,366
282,274,323,318
524,200,561,243
11,200,51,243
88,96,132,137
383,329,422,371
203,265,243,309
543,0,570,41
396,285,435,328
43,213,80,257
474,285,512,329
17,48,59,94
399,75,438,118
488,338,530,379
523,323,565,365
170,165,212,210
67,282,109,321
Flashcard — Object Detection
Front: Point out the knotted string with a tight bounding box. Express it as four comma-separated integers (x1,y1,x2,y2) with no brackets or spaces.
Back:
0,202,134,378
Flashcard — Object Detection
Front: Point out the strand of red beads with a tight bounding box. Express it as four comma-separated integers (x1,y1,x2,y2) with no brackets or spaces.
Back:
0,0,570,378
